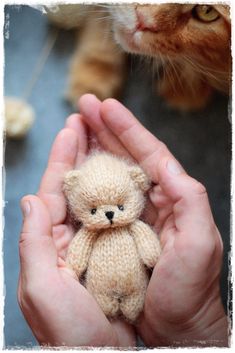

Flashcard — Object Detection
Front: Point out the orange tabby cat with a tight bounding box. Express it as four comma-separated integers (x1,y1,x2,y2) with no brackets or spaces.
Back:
47,3,231,111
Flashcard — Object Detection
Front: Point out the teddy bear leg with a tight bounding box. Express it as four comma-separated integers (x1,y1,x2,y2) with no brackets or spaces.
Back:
93,292,120,318
120,291,145,323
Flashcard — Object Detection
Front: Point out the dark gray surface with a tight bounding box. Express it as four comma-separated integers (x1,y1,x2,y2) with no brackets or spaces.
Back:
4,5,231,348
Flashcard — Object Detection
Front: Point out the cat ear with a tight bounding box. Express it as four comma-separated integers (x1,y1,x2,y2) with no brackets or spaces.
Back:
63,170,81,197
129,165,150,192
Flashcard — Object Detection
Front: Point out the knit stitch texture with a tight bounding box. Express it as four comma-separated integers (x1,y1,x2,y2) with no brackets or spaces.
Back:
63,152,161,322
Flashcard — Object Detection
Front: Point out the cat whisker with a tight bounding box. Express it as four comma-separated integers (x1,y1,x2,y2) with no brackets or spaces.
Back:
95,4,115,8
165,67,178,95
182,55,228,84
173,60,194,94
183,56,228,77
140,55,157,86
150,57,157,85
159,55,166,85
159,54,179,95
166,56,185,93
143,48,160,84
182,56,214,86
72,7,111,15
183,55,228,75
77,9,109,12
136,55,147,75
90,15,113,23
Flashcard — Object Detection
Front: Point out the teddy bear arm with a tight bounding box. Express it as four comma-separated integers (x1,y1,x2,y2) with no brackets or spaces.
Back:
130,220,161,268
66,229,95,278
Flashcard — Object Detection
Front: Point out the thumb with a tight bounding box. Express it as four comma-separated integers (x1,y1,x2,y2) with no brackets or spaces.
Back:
19,195,57,280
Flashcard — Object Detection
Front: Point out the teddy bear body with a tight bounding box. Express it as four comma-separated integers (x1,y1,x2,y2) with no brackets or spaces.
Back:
86,225,149,320
64,152,161,322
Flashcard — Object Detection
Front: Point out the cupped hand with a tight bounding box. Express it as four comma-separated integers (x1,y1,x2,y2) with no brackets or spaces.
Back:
78,94,228,347
18,117,136,347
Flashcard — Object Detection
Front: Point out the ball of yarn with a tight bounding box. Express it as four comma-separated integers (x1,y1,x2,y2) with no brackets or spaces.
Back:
4,97,35,138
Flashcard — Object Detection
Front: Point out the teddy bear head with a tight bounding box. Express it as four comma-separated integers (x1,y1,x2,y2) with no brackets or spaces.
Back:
63,152,150,230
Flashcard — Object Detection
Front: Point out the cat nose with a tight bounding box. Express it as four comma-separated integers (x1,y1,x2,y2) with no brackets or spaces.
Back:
105,211,114,220
136,8,158,32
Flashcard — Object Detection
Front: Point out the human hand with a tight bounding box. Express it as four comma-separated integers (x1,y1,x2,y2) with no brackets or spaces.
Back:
18,118,136,347
78,94,229,347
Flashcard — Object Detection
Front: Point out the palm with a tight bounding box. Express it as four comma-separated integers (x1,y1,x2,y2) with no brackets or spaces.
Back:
42,251,132,346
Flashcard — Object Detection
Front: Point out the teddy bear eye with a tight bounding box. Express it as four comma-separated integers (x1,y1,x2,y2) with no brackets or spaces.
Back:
118,205,124,211
91,208,97,215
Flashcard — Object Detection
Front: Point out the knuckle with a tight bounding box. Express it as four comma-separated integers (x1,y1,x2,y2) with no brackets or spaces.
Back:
192,180,207,196
19,232,34,254
20,195,28,204
19,231,28,245
157,141,168,155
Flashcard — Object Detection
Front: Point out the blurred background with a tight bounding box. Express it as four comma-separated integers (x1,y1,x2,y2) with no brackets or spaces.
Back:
3,5,231,348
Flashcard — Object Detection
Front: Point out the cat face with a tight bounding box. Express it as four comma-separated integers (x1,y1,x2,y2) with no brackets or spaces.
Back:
109,4,231,70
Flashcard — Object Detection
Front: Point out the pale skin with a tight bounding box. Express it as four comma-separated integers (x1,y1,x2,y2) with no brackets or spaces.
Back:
18,94,229,347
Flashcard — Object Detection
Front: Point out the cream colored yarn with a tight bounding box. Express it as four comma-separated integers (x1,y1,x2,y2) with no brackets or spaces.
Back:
64,152,161,322
4,97,35,138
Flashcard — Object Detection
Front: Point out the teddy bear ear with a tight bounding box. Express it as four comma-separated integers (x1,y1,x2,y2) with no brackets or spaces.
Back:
128,165,151,192
63,170,81,197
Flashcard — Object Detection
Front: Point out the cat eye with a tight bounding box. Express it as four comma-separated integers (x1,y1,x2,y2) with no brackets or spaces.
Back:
118,205,124,211
91,208,97,215
193,5,220,23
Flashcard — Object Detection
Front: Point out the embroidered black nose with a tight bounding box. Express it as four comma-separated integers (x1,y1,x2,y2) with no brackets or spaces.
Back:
105,211,114,220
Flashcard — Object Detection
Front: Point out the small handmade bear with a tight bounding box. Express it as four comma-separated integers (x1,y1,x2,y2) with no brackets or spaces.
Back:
63,152,161,322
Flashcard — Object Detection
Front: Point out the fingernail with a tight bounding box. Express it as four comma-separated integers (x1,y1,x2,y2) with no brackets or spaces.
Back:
21,200,31,218
167,159,183,175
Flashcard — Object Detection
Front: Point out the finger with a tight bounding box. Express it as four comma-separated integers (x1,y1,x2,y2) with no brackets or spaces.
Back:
52,224,74,259
141,199,158,226
150,184,172,208
57,257,78,280
79,94,131,157
38,128,78,225
111,320,136,347
157,157,224,269
88,129,101,150
156,157,217,236
100,98,183,182
65,113,88,167
19,195,57,281
154,204,174,234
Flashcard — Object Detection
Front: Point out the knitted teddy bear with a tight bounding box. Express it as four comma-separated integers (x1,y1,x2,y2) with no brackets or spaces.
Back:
63,152,161,322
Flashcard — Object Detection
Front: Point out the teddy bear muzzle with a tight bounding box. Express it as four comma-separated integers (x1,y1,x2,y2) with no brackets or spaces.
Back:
105,211,114,224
